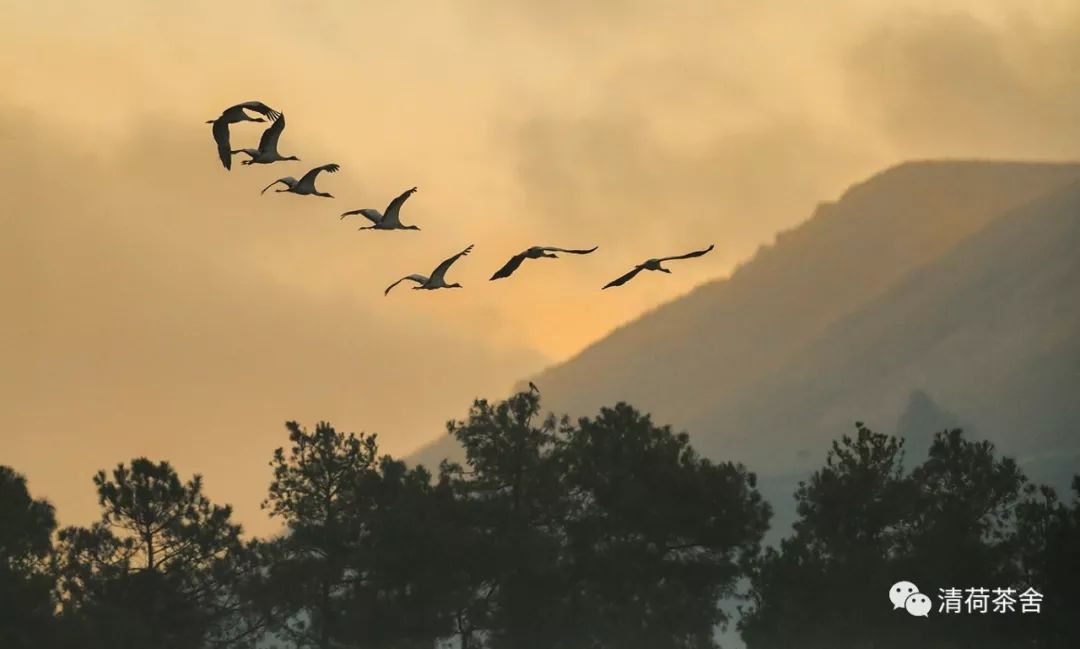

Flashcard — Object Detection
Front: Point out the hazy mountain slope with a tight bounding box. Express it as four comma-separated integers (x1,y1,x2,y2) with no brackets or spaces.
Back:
412,160,1080,472
895,389,972,467
689,176,1080,475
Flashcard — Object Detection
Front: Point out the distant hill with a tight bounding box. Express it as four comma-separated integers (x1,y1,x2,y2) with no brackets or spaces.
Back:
685,168,1080,476
413,160,1080,490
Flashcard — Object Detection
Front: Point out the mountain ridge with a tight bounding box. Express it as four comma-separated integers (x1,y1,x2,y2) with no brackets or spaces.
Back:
412,159,1080,477
688,173,1080,473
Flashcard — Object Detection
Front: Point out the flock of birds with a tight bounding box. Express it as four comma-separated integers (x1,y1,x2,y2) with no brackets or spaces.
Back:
208,101,715,295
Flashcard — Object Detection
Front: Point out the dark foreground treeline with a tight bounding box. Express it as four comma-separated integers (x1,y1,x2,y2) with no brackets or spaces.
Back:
2,392,1078,649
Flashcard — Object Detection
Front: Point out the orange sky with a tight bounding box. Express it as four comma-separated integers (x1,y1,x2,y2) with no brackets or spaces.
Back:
3,0,1078,536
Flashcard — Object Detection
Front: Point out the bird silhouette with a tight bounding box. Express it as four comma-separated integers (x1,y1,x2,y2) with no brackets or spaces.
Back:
528,381,540,394
385,245,475,296
231,113,299,165
490,246,598,281
261,163,340,198
341,187,420,230
602,245,714,289
206,101,281,170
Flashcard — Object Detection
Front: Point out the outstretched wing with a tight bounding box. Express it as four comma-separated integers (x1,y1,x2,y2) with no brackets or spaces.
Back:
602,265,646,290
261,177,294,194
298,163,340,187
383,186,418,225
542,245,599,255
235,101,281,121
430,244,474,283
258,113,285,152
658,244,714,263
490,252,529,280
384,274,428,296
340,208,382,223
212,120,231,170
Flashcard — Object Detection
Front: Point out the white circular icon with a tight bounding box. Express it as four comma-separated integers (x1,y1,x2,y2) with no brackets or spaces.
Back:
904,592,932,617
889,581,920,610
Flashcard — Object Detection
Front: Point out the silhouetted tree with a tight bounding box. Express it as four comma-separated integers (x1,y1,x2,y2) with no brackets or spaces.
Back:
262,420,379,649
445,391,567,649
55,458,261,649
445,394,771,649
739,422,916,648
1013,476,1080,648
262,420,468,649
740,424,1077,649
0,466,58,649
895,429,1030,647
335,458,467,648
557,403,771,649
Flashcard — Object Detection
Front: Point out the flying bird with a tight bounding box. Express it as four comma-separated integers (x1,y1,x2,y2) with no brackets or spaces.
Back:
384,245,475,296
206,101,281,171
231,113,299,165
261,164,340,198
602,245,714,289
341,187,420,230
489,246,598,281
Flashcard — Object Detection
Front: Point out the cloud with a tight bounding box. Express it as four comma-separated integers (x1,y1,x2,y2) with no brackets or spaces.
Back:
492,1,1080,318
0,109,546,535
844,7,1080,158
511,112,873,254
6,0,1080,535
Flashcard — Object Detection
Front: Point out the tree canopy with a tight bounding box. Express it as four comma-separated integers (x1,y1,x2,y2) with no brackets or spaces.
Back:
739,424,1079,649
2,394,1076,648
0,466,58,649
